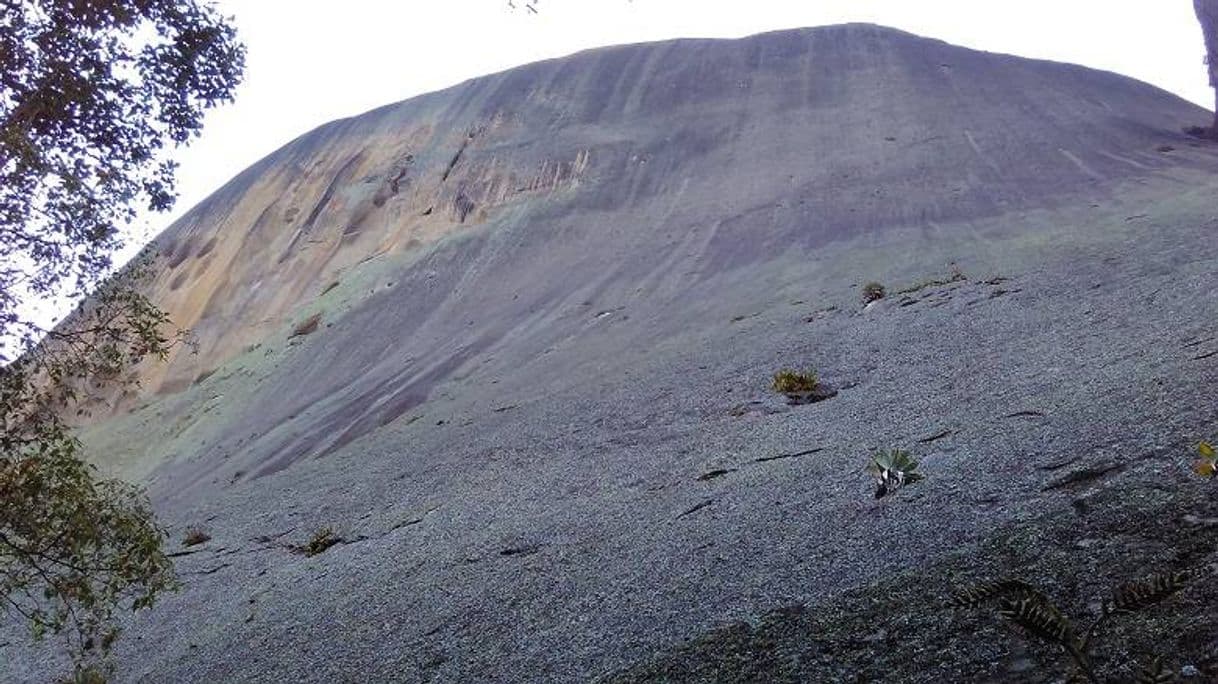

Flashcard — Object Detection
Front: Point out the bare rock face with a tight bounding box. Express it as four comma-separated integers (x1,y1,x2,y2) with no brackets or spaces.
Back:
133,23,1203,401
13,23,1218,684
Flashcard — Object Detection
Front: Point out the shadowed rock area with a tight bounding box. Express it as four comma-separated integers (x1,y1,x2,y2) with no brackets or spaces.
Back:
5,23,1218,683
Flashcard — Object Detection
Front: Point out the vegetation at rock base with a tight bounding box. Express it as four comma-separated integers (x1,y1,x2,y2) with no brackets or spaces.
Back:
950,569,1200,682
604,481,1218,682
1,0,244,678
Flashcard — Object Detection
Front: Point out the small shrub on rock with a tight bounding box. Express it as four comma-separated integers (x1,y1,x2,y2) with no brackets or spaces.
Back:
182,527,211,547
862,282,886,304
1195,441,1216,479
299,527,341,556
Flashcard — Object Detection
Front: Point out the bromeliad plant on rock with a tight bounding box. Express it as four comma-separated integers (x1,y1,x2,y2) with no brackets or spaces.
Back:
867,448,924,498
949,569,1203,683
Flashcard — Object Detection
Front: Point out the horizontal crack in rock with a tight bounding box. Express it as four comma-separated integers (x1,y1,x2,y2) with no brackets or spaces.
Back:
677,499,714,519
500,544,544,557
1041,461,1127,491
1004,410,1046,419
756,447,823,463
917,429,954,444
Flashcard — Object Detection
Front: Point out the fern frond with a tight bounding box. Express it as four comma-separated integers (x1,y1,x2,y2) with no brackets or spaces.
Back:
997,593,1077,647
1109,571,1193,614
948,578,1039,607
1137,656,1177,683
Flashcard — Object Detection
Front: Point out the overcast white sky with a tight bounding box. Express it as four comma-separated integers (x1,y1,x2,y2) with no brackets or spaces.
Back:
147,0,1213,241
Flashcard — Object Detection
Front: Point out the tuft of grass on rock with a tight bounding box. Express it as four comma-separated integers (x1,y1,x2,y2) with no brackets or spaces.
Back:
772,368,819,394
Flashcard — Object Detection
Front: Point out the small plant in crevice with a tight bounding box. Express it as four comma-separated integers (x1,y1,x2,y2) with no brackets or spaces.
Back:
862,281,886,304
297,527,341,556
949,569,1201,682
772,368,819,394
1194,441,1215,479
288,312,322,339
57,664,109,684
182,527,211,547
1136,657,1177,684
1183,124,1211,139
895,266,968,295
867,448,924,498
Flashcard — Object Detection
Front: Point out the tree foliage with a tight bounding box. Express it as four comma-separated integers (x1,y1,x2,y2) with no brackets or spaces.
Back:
1,401,174,650
1196,1,1218,134
0,258,185,678
1,0,245,349
1,0,244,676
